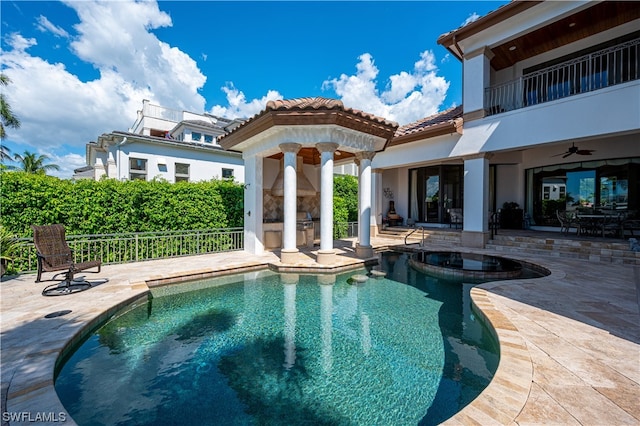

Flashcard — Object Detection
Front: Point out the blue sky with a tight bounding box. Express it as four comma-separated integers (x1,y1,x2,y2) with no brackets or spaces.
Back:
1,1,506,178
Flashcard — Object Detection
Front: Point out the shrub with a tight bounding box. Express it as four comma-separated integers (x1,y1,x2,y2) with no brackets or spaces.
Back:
0,172,245,236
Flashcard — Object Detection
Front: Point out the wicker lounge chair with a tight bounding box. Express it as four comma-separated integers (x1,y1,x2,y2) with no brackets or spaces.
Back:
32,224,101,296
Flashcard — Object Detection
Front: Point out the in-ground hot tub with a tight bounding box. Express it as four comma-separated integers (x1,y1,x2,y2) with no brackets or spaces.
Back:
410,251,523,280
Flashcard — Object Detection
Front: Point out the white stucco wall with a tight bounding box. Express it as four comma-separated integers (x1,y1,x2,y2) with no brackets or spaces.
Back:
454,81,640,156
109,141,244,183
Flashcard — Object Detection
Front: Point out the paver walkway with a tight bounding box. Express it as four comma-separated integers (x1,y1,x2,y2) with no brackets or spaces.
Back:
1,239,638,425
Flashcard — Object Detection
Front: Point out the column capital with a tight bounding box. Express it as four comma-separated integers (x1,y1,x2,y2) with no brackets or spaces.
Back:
355,151,376,162
279,143,301,154
372,168,384,174
316,142,339,154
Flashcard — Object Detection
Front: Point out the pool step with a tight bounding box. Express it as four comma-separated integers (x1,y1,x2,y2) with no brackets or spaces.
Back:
486,234,640,265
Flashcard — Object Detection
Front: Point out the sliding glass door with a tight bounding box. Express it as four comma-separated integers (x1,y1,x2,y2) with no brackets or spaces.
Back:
408,165,463,224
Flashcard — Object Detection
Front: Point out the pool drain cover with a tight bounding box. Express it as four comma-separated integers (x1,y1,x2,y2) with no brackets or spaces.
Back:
45,310,72,318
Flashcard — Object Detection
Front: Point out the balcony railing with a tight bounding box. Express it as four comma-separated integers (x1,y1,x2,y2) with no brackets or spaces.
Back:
7,228,244,275
485,38,639,116
143,102,184,122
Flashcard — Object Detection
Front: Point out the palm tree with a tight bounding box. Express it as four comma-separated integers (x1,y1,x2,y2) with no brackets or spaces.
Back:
0,74,21,140
13,151,60,174
0,144,11,161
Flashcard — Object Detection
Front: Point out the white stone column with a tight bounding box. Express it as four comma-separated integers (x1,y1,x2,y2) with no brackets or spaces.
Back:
316,142,339,264
280,143,301,264
243,154,264,255
463,47,494,121
354,158,361,248
371,169,383,237
462,153,490,248
356,151,375,258
106,149,117,179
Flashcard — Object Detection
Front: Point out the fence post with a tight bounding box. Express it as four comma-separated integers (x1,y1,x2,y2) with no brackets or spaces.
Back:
135,234,139,262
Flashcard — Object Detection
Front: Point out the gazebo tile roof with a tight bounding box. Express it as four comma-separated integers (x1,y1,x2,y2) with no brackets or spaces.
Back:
218,97,399,150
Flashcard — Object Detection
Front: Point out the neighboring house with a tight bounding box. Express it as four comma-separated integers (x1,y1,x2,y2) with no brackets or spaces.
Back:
218,0,639,258
85,100,245,183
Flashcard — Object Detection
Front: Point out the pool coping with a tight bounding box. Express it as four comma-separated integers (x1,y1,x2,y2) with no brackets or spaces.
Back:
2,245,638,425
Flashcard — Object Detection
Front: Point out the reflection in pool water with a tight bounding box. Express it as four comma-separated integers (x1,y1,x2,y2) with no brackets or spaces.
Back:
55,252,499,425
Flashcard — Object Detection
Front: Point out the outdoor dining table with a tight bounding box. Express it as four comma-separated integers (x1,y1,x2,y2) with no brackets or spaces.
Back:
576,213,623,237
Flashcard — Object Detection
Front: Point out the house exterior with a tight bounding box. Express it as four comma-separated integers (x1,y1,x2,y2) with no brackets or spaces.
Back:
217,0,639,260
373,0,639,247
85,100,245,183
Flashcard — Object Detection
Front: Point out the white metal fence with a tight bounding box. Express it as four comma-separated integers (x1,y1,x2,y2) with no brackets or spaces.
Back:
314,221,359,240
7,223,363,274
10,228,244,274
485,38,639,115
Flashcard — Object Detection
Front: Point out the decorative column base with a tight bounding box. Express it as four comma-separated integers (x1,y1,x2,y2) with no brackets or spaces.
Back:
461,231,490,248
355,244,374,259
316,249,336,265
280,248,300,264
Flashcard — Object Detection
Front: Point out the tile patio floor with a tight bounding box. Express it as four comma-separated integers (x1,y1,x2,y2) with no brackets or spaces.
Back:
1,237,638,425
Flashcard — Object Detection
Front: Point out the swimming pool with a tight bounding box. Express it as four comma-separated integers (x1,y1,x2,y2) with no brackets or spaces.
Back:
55,252,500,425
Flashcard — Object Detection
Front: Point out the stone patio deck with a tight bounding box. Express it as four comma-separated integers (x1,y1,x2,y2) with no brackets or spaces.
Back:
1,237,638,425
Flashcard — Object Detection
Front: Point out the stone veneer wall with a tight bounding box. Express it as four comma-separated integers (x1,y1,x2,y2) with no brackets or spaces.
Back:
263,190,320,221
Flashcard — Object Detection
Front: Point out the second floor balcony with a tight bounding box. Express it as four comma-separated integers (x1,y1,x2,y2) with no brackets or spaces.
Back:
485,37,639,116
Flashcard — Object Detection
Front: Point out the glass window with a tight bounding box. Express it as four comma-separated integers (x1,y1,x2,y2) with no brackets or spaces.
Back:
129,158,147,180
527,157,639,226
192,132,201,142
175,163,190,182
204,134,214,143
222,168,234,179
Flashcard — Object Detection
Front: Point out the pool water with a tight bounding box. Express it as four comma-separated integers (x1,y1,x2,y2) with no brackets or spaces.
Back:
55,252,499,425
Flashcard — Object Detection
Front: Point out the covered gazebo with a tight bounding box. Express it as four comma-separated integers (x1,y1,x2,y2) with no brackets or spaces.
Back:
219,97,398,265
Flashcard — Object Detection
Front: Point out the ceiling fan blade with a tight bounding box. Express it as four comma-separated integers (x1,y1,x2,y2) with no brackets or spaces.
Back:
562,152,573,158
552,152,568,157
576,150,594,155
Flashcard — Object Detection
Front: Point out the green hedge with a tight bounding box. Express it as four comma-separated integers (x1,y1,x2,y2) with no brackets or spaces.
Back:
0,173,244,237
1,172,359,239
334,174,359,222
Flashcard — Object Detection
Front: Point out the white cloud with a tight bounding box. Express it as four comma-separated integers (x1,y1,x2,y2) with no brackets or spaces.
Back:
322,50,449,125
462,13,480,27
35,15,70,38
6,33,36,51
47,152,87,179
1,0,208,162
209,84,283,119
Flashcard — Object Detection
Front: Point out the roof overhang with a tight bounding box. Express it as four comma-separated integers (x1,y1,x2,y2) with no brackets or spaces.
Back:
389,119,463,147
438,1,639,70
96,131,243,157
218,98,398,163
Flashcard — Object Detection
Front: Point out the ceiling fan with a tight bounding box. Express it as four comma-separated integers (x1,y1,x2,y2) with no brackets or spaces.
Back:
552,142,595,158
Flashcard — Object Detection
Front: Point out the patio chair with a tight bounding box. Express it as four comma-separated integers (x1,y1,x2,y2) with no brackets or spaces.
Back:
32,224,101,296
447,208,463,229
556,210,578,236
